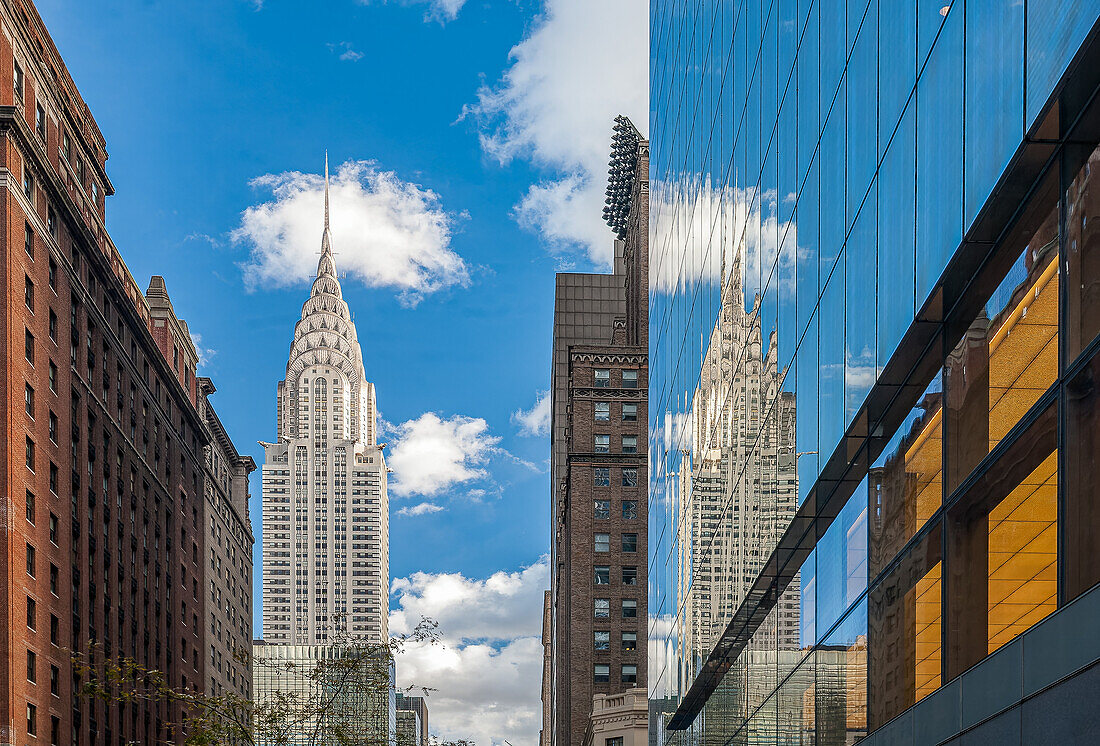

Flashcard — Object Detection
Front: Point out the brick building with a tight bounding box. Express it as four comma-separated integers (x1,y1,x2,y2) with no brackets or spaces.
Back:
0,1,248,743
547,117,649,746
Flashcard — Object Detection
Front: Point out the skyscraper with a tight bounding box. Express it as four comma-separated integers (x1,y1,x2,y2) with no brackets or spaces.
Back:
261,159,389,645
546,116,649,746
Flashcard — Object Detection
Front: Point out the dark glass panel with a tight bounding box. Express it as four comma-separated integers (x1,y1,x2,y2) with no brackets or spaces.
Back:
1066,142,1100,361
1066,346,1100,601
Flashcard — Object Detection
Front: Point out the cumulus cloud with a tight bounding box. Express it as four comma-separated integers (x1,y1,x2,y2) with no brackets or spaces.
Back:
188,332,217,371
391,558,548,745
512,390,551,437
233,160,468,305
466,0,648,265
395,502,445,517
387,413,501,497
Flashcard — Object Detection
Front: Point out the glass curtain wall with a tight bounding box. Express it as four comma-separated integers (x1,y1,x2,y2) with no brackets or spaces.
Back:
649,1,1100,743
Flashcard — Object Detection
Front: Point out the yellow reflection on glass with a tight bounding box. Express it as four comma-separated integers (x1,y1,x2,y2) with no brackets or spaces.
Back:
987,452,1058,654
906,407,943,529
914,561,942,702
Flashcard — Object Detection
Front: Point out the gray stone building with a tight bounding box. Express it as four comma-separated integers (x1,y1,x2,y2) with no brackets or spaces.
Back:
196,377,256,701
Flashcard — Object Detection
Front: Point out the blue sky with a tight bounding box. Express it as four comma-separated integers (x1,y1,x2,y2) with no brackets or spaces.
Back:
37,0,646,742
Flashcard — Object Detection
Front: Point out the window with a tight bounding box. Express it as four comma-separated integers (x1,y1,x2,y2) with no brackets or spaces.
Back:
47,206,56,239
622,631,637,651
595,533,610,552
622,533,637,552
49,564,57,596
594,566,610,585
25,543,35,577
25,328,34,364
50,665,59,696
13,59,24,102
594,598,610,618
51,715,59,745
622,435,638,453
48,412,57,443
48,309,56,341
26,491,35,524
607,739,624,746
35,102,44,140
25,383,34,418
594,368,610,387
49,615,58,646
48,257,55,290
23,169,33,200
48,463,57,494
62,132,71,162
623,500,637,519
25,437,35,472
594,467,610,487
594,664,610,683
594,631,610,651
622,566,638,585
24,275,33,311
27,649,36,683
26,703,35,736
622,599,637,618
26,596,36,630
594,500,610,519
48,362,56,393
622,468,638,487
622,664,637,684
622,403,638,421
24,223,33,259
595,434,610,453
595,401,610,421
48,513,57,544
622,369,638,388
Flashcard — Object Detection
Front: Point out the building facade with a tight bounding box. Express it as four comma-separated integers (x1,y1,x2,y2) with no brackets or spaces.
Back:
252,640,396,746
547,117,650,746
582,687,649,746
196,376,255,701
261,162,389,646
0,1,253,744
395,693,428,746
650,1,1100,744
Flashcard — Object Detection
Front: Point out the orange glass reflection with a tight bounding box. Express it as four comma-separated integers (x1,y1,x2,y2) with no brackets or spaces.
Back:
914,561,942,702
987,452,1058,653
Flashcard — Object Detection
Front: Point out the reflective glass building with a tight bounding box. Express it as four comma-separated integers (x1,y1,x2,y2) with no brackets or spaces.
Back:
648,2,1100,743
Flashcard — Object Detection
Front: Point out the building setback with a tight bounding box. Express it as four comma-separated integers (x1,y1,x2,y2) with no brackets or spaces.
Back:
260,160,389,646
0,1,250,743
546,116,649,746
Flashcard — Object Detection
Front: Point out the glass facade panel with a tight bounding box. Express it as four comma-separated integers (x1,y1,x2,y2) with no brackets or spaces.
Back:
649,0,1099,742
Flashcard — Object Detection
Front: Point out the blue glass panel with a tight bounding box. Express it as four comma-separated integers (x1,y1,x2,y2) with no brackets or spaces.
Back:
819,261,845,463
915,4,963,304
820,78,846,281
877,101,916,366
796,311,819,505
846,183,877,426
1026,0,1099,127
820,0,847,110
847,0,878,229
797,0,820,184
816,485,871,641
796,156,820,339
965,0,1024,228
879,0,916,155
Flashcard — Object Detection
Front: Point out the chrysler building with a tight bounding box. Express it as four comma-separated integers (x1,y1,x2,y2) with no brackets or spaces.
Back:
261,158,389,644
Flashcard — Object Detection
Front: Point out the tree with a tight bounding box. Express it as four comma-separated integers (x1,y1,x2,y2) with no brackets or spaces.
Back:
72,616,472,746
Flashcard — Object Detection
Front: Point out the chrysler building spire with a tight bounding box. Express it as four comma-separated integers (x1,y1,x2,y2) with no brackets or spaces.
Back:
317,152,337,283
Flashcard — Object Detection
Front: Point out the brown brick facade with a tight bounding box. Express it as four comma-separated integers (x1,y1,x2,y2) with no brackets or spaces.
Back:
0,2,242,743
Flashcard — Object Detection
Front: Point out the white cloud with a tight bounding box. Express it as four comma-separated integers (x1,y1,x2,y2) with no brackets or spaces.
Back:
328,42,364,62
233,160,468,306
390,558,548,745
648,614,678,700
188,332,217,371
467,0,648,265
512,390,551,437
358,0,467,23
387,413,501,497
395,502,445,517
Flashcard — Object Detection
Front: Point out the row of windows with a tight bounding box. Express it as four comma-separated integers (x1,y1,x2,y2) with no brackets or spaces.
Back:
594,533,638,553
593,566,639,585
593,368,639,388
594,468,639,487
594,434,637,453
594,630,638,651
594,402,638,421
594,663,637,684
595,499,638,519
594,598,638,618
